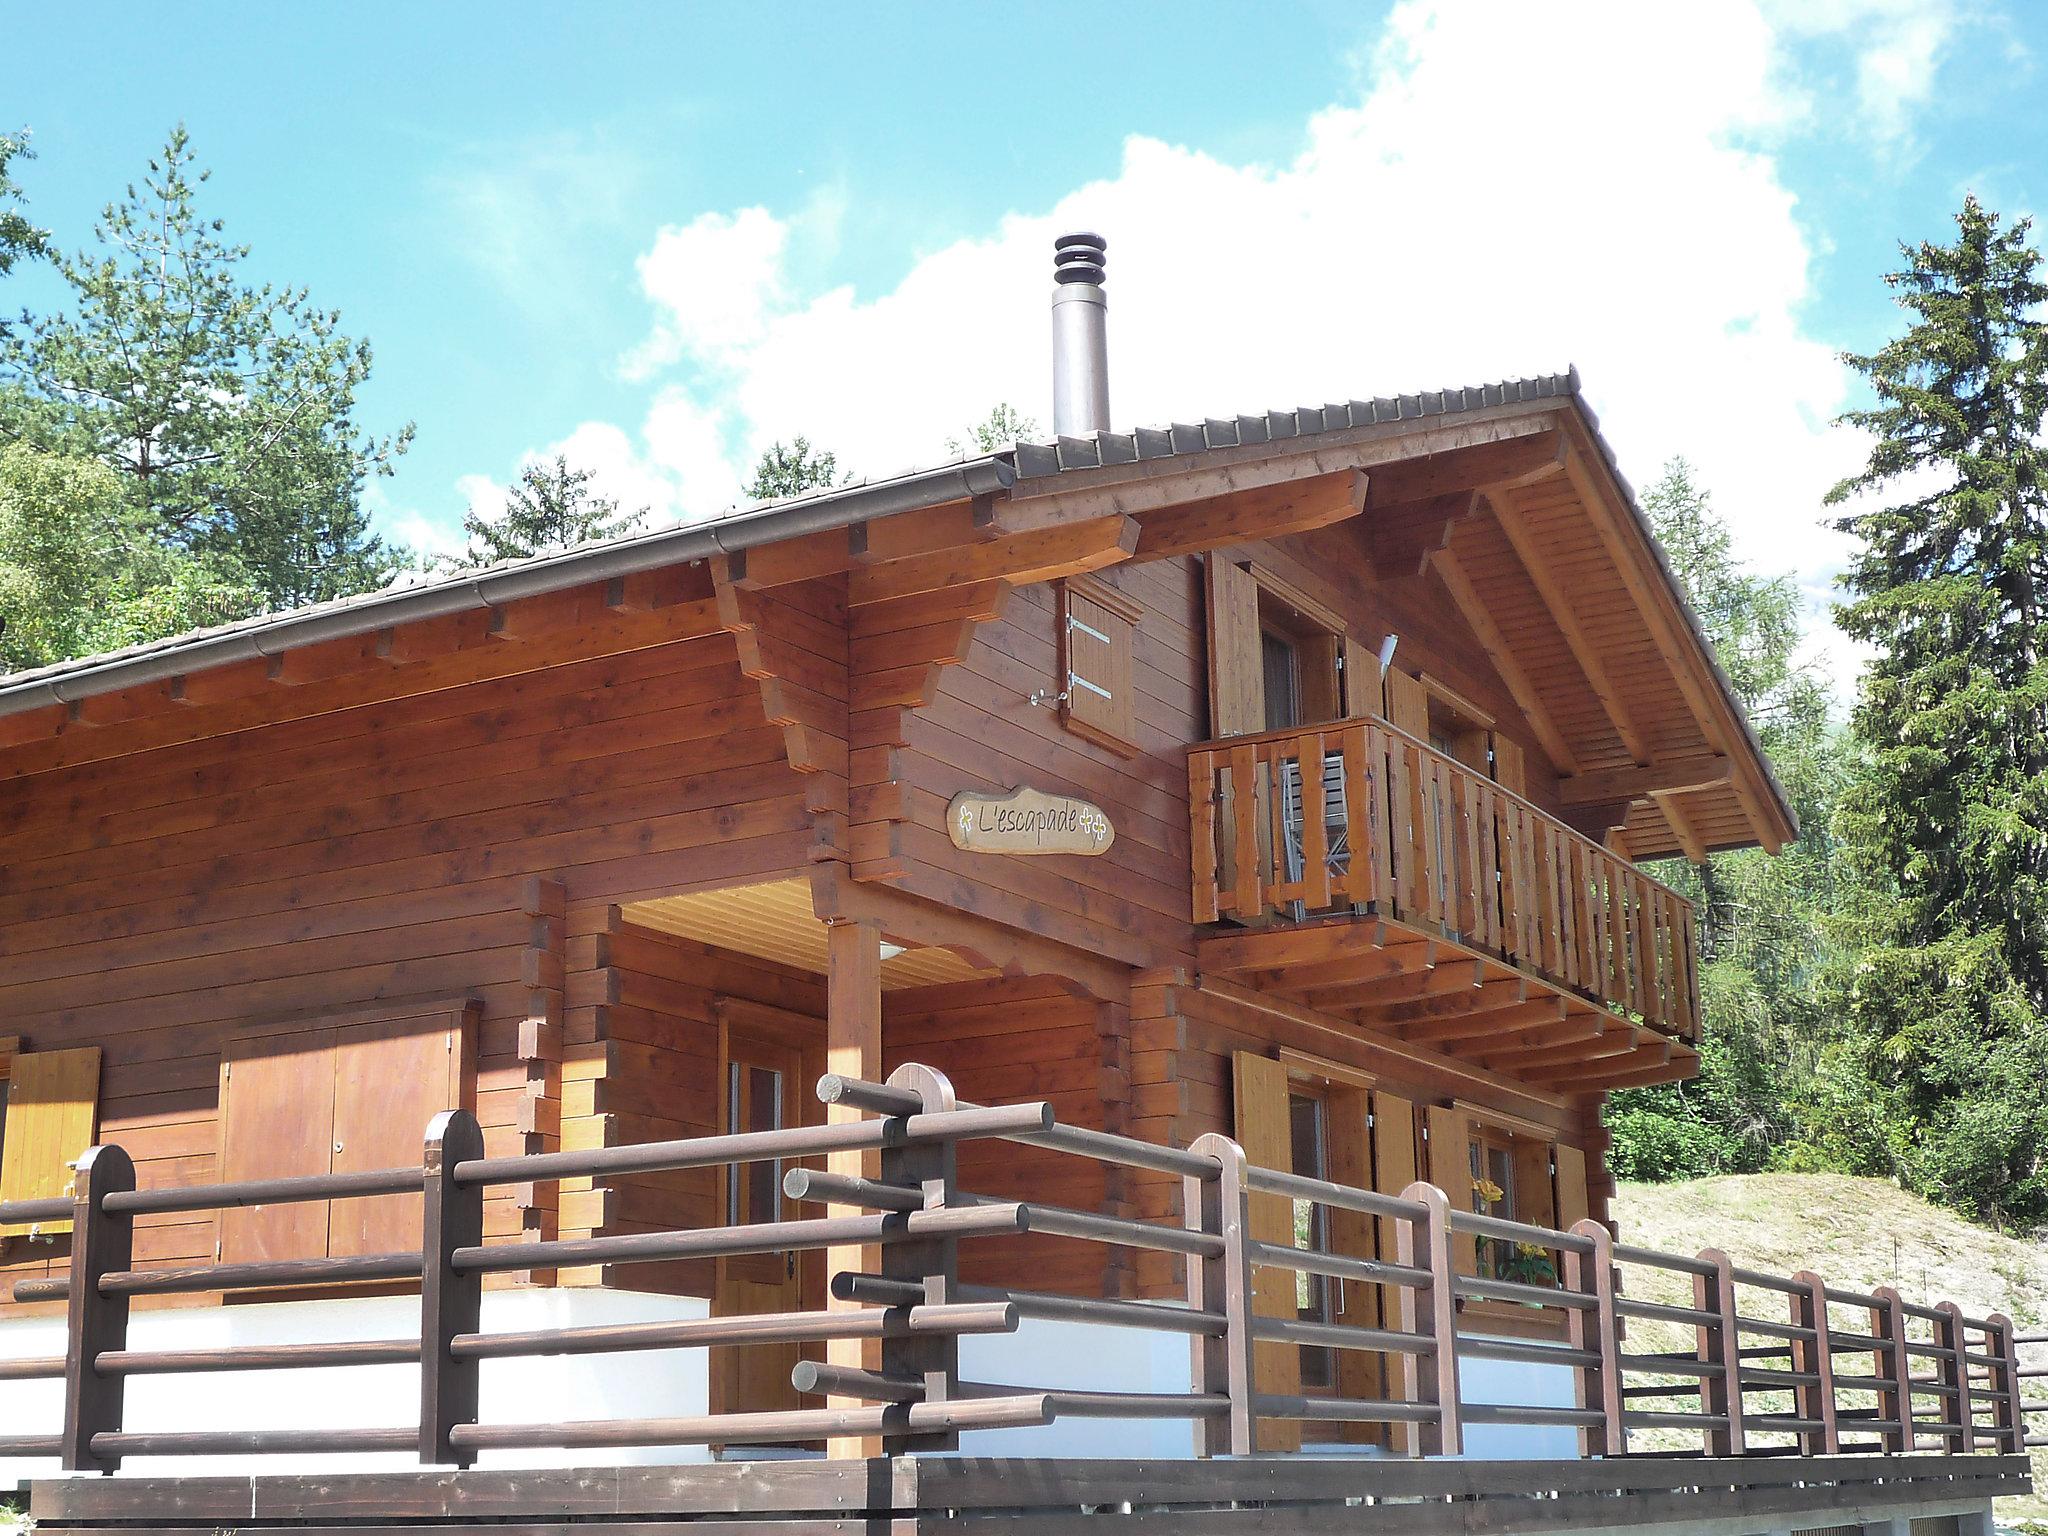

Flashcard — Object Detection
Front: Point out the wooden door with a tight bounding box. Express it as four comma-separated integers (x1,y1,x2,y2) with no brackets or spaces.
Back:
714,1028,808,1417
1232,1051,1302,1452
330,1016,462,1257
219,1029,338,1264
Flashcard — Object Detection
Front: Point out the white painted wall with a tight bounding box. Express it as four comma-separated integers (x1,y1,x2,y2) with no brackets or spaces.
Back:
0,1297,1576,1480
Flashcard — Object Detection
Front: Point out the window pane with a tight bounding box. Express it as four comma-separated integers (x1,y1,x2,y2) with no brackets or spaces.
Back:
1262,630,1301,732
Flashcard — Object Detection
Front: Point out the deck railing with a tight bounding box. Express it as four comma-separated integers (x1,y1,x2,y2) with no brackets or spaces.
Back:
1189,717,1700,1039
0,1064,2014,1470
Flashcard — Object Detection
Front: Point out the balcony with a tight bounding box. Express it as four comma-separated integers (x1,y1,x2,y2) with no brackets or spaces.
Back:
1188,718,1699,1089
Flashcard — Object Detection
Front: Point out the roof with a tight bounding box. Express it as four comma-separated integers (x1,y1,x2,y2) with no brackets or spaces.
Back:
0,367,1794,849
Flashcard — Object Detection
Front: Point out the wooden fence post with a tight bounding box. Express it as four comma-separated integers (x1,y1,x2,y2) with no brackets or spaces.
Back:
1987,1313,2023,1455
1696,1248,1745,1457
879,1063,960,1454
61,1144,134,1474
1873,1286,1913,1453
1397,1180,1461,1457
1188,1132,1258,1456
1937,1301,1974,1452
1791,1271,1840,1454
1568,1218,1624,1457
420,1110,485,1467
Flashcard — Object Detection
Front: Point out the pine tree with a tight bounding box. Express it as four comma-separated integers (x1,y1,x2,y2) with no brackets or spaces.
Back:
0,128,49,283
454,454,647,568
747,437,844,501
947,402,1037,457
1818,195,2048,1223
0,125,413,610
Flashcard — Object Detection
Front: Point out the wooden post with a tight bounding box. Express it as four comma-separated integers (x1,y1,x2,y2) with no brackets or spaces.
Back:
1187,1133,1257,1457
61,1143,134,1474
1873,1286,1913,1453
1569,1218,1624,1457
1695,1248,1744,1457
825,918,884,1459
1937,1301,1974,1452
878,1062,958,1453
1791,1271,1839,1454
1987,1313,2023,1454
420,1109,485,1467
1397,1180,1461,1456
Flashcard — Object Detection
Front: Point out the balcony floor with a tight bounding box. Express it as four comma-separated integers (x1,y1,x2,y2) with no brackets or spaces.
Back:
1196,912,1698,1096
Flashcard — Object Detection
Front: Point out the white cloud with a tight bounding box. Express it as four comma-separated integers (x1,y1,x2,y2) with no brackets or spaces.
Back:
457,0,1968,697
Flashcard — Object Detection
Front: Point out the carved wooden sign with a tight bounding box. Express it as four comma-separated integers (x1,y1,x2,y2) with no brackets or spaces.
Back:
947,785,1115,856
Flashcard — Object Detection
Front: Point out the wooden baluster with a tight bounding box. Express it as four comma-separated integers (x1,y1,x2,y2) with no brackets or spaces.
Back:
881,1063,960,1452
1564,841,1588,989
1453,771,1481,936
1493,794,1518,957
1369,724,1398,911
1189,750,1220,923
1568,1219,1625,1457
1535,821,1563,981
1696,1248,1745,1457
1302,731,1330,912
1420,756,1445,927
1988,1312,2024,1454
420,1109,485,1467
1389,739,1418,920
1630,876,1656,1023
1873,1286,1913,1452
1342,722,1374,907
1189,1133,1258,1457
1604,861,1630,1013
1267,743,1291,909
1397,1181,1462,1457
1939,1301,1975,1451
1228,743,1261,920
1792,1271,1840,1454
61,1144,135,1474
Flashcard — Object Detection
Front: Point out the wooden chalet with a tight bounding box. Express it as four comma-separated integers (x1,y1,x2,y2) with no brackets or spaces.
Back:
0,234,2028,1533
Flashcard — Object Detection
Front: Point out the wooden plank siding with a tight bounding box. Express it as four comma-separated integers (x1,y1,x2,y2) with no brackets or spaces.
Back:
0,625,811,1319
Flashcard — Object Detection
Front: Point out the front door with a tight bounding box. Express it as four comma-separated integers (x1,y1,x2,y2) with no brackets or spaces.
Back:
712,1026,810,1419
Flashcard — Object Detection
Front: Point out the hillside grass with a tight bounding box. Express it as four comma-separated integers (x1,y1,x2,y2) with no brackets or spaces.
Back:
1615,1173,2048,1520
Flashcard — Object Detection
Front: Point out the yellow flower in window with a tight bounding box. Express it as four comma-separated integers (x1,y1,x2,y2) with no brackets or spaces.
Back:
1472,1177,1505,1206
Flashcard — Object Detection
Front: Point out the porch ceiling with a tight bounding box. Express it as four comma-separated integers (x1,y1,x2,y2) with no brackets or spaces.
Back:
621,878,992,991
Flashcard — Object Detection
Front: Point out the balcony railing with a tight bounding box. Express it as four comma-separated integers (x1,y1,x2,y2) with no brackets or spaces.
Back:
0,1063,2023,1468
1188,717,1700,1040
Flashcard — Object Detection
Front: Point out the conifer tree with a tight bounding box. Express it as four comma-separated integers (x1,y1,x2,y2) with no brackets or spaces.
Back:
746,437,844,501
455,454,646,568
1819,196,2048,1223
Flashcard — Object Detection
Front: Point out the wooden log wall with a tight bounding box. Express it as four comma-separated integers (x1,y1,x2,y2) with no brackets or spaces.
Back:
0,618,810,1319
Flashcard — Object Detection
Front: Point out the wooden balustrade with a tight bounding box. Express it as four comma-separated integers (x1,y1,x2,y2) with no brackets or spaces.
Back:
1189,718,1700,1039
0,1067,2015,1471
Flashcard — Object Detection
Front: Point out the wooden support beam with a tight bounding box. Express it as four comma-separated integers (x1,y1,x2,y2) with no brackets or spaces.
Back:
1365,491,1480,579
1428,547,1580,774
1359,973,1529,1028
1488,486,1656,765
1310,957,1482,1012
824,918,883,1460
1365,430,1566,506
1529,1039,1688,1092
1655,791,1709,864
1134,468,1367,558
1558,754,1731,805
1393,995,1568,1048
1245,931,1437,994
848,515,1138,606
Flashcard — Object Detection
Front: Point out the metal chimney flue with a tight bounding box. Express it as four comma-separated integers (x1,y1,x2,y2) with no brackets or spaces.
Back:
1051,232,1110,437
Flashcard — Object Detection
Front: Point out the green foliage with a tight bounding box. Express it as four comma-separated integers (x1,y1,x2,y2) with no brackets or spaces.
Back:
0,441,260,671
0,124,413,611
1806,195,2048,1227
454,454,646,568
747,436,845,501
947,402,1038,457
1607,459,1846,1180
0,127,50,282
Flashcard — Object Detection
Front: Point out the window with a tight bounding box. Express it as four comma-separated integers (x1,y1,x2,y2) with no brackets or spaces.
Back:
1058,574,1143,754
1203,558,1366,738
1263,627,1303,732
218,997,476,1266
1288,1087,1336,1389
0,1041,102,1240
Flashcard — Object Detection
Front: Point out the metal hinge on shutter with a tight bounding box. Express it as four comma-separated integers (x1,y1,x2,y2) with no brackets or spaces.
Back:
1065,612,1114,702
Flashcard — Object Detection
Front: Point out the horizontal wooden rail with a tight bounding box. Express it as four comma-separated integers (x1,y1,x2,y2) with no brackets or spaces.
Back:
1188,715,1700,1038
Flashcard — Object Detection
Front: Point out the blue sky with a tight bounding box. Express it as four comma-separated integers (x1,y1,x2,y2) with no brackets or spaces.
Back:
6,2,2046,688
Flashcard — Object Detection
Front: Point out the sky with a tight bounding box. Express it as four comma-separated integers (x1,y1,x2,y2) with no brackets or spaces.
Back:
6,1,2046,697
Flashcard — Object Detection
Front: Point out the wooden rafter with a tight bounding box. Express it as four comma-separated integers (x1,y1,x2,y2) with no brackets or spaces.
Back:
1654,790,1709,864
1428,547,1579,774
1487,486,1656,765
1135,469,1367,558
1362,429,1566,505
1559,754,1731,805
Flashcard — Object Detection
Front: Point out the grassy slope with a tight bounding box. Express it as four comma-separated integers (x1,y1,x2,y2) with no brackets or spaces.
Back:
1615,1173,2047,1519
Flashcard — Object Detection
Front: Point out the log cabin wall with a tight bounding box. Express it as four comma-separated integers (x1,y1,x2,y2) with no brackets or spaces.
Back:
0,620,810,1320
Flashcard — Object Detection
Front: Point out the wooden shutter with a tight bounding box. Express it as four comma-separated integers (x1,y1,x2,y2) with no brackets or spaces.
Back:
1369,1092,1419,1454
1324,1086,1381,1440
1426,1104,1476,1276
1553,1142,1591,1230
1205,558,1265,737
1491,733,1528,797
1383,667,1431,739
1512,1139,1557,1231
1341,635,1378,718
1297,634,1343,725
330,1014,466,1256
1060,576,1141,754
1232,1051,1300,1451
219,1029,340,1264
0,1047,101,1237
